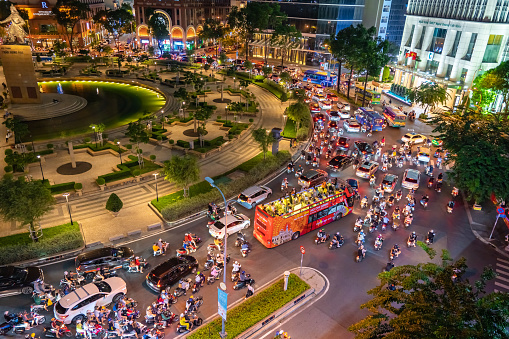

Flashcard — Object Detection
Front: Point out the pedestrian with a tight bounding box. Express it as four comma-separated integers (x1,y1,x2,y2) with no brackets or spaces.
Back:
389,99,392,105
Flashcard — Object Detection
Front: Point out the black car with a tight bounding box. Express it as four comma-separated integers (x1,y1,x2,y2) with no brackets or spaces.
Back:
0,266,43,295
336,137,350,151
75,246,134,279
313,113,325,122
354,141,374,155
328,155,354,171
328,121,338,130
146,255,199,292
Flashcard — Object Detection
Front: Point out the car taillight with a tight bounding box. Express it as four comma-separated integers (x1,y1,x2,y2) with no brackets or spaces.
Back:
76,266,81,271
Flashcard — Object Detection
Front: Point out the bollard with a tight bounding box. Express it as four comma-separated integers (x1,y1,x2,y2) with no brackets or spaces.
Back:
284,271,290,291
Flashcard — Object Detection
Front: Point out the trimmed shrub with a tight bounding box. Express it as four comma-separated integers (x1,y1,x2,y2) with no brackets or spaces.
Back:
84,137,91,143
49,182,75,194
74,183,83,190
125,144,133,150
133,169,141,176
106,193,123,212
150,155,156,161
4,165,12,173
96,178,106,185
177,140,190,148
249,118,254,123
169,139,174,144
5,149,12,156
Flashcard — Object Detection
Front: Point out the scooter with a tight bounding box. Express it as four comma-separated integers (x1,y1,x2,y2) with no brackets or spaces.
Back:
374,239,383,251
233,277,255,290
353,219,363,232
328,239,344,249
43,324,73,337
176,313,203,334
392,220,399,231
407,238,417,248
240,243,251,257
315,234,330,244
447,201,454,213
207,267,222,284
234,232,246,247
360,198,368,209
420,199,428,208
124,257,149,273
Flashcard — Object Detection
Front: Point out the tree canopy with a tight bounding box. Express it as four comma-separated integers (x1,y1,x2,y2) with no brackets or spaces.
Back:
147,12,169,55
162,155,200,197
93,4,134,52
475,61,509,120
105,193,123,213
349,245,509,339
198,19,224,58
0,177,55,241
427,104,509,202
252,128,275,160
52,0,90,53
408,83,451,114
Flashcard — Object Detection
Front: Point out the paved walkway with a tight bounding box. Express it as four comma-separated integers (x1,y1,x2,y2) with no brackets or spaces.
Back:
0,63,290,244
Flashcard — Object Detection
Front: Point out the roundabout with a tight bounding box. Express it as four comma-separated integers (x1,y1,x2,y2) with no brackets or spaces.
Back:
22,80,167,140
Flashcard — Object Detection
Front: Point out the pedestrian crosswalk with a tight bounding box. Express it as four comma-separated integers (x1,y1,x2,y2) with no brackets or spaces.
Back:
494,257,509,293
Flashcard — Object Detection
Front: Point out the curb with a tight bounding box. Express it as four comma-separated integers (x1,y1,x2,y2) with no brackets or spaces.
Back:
462,192,509,259
173,267,328,339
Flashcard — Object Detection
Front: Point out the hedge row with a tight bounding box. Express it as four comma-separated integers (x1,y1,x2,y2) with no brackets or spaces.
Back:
0,222,84,265
188,274,309,339
160,151,290,221
49,182,76,195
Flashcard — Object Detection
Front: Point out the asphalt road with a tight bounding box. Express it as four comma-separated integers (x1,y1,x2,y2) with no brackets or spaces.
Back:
0,99,502,339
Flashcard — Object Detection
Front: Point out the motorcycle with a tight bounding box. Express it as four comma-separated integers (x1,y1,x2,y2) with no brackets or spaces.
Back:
420,199,428,208
234,232,246,247
447,201,455,213
92,268,116,283
360,198,368,209
153,310,178,328
207,267,222,285
404,217,412,228
240,242,251,257
295,168,303,178
392,220,399,231
328,238,344,249
395,191,402,202
124,257,149,273
426,233,435,245
287,164,294,174
407,238,417,248
452,187,459,198
389,248,401,261
43,324,73,338
172,278,192,297
315,234,330,244
369,223,378,233
353,219,363,232
374,239,383,251
176,313,203,334
233,277,255,290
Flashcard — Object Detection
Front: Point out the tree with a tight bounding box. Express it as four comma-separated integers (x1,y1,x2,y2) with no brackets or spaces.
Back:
240,79,251,109
198,19,224,58
286,102,310,132
0,177,56,242
271,24,301,67
329,26,354,93
349,245,509,338
3,116,28,144
471,73,497,110
252,128,274,160
476,61,509,120
408,82,451,114
162,155,200,197
125,119,150,166
244,60,253,78
427,104,509,203
194,106,213,146
359,36,391,106
147,13,169,55
279,72,292,87
105,193,123,213
262,66,272,77
52,0,90,54
94,4,134,52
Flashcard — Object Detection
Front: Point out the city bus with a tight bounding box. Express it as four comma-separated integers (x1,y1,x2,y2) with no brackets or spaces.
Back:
355,84,381,105
383,106,407,127
303,70,337,87
355,107,385,132
252,184,355,248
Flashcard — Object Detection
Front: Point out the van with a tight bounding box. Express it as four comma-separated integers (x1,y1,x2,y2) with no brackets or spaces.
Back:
237,186,272,209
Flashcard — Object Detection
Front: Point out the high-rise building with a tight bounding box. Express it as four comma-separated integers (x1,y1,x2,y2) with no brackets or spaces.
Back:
249,0,365,66
363,0,408,46
395,0,509,107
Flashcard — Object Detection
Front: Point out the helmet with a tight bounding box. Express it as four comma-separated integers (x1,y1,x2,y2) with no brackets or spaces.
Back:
321,229,325,231
52,318,56,321
234,261,238,265
196,271,200,275
412,231,416,235
242,271,245,274
430,230,434,233
64,271,68,275
31,333,36,338
180,313,184,318
190,295,193,299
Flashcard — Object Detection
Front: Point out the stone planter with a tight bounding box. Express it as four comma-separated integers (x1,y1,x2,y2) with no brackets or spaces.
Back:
76,189,83,197
110,211,119,217
99,184,106,191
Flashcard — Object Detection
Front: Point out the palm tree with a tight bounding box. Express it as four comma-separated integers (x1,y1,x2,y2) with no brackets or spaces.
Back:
408,83,451,114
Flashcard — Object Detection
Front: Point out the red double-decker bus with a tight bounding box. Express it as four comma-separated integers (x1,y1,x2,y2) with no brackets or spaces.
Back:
253,183,355,248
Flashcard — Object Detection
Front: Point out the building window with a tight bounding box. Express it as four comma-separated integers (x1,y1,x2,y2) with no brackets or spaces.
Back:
11,87,22,98
40,24,57,33
379,27,386,34
482,34,503,63
447,31,461,57
405,25,415,47
445,64,453,78
27,87,37,99
383,5,390,12
415,27,426,50
428,28,447,54
462,33,478,61
381,17,388,24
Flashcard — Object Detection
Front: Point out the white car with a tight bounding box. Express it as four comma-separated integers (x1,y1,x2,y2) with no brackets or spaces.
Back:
401,132,426,144
237,186,272,209
356,161,379,179
418,147,431,163
402,169,421,190
319,100,332,110
327,110,341,121
339,110,351,119
54,277,127,324
343,119,361,132
337,103,351,111
208,214,250,238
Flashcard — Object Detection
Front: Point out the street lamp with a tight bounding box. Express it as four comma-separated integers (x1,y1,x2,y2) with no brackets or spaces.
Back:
37,155,45,181
153,173,159,202
92,125,97,147
204,176,228,339
117,141,123,165
63,193,73,225
233,76,236,90
225,105,228,125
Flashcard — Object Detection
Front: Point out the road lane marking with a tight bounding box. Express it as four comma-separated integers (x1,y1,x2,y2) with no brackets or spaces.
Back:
497,257,509,265
495,281,509,291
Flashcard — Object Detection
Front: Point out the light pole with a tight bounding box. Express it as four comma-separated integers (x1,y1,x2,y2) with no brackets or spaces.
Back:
92,126,97,147
37,155,45,181
233,76,236,90
63,193,73,225
153,173,159,202
117,141,123,165
205,177,228,338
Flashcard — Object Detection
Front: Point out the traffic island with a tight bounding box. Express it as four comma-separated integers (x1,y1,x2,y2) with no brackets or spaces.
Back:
183,268,327,339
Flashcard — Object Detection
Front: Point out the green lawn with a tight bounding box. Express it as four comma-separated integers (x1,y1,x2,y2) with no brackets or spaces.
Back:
253,81,284,99
188,274,309,339
0,222,83,265
282,119,297,139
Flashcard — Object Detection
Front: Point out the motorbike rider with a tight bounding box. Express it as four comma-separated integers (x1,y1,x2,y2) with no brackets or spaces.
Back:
357,230,365,244
184,233,197,248
179,313,191,331
427,230,435,244
437,172,443,183
361,196,368,208
369,175,376,186
357,245,366,260
421,194,429,206
409,231,417,244
385,262,394,272
405,213,413,226
239,271,247,282
447,200,455,212
452,187,459,197
331,232,343,247
241,242,250,253
392,206,400,219
391,244,401,258
185,296,195,313
232,261,242,274
157,239,167,254
317,229,327,242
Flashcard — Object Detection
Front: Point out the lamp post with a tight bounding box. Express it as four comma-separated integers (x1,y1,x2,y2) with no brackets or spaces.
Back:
153,173,159,202
37,155,45,181
117,141,123,165
63,193,73,225
205,177,228,338
233,76,236,90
